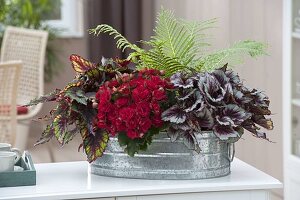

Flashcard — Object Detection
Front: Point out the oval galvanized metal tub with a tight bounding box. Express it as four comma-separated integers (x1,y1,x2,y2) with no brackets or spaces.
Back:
91,131,234,179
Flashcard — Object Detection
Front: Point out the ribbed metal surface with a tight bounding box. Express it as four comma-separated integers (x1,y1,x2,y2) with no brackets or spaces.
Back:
91,131,233,179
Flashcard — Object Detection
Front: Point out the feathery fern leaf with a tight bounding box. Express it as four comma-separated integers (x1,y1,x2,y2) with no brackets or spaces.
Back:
197,40,268,71
89,9,267,76
137,41,188,76
89,24,143,53
139,9,215,76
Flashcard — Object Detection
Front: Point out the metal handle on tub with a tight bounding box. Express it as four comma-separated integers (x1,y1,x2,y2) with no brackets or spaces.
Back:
227,143,235,162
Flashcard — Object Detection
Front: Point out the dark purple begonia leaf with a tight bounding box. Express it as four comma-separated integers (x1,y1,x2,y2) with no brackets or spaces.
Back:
252,115,274,130
212,69,230,86
241,119,259,134
212,68,234,103
184,91,204,112
182,131,201,153
241,120,269,140
178,89,197,101
167,67,273,145
218,63,228,72
213,124,240,140
251,90,270,107
171,122,191,131
233,89,252,104
224,82,233,94
233,89,243,99
225,69,241,85
249,105,271,115
222,104,251,125
241,85,252,93
216,115,236,127
162,104,187,124
195,108,214,128
170,72,194,89
202,73,221,93
226,126,244,143
186,113,202,132
255,130,268,139
223,83,234,103
198,73,226,103
167,126,184,142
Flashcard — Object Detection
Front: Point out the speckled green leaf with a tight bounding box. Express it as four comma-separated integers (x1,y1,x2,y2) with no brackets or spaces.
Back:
65,87,88,105
34,124,55,146
79,124,109,162
53,115,68,144
24,89,60,106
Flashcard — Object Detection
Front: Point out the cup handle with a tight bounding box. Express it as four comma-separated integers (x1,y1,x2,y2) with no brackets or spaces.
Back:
11,148,22,163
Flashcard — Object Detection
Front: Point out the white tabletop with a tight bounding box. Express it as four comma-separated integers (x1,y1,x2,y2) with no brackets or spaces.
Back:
0,158,282,200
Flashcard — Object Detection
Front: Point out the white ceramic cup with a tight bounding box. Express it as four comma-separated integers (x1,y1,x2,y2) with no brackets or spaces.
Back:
0,151,20,172
0,143,21,166
0,143,21,155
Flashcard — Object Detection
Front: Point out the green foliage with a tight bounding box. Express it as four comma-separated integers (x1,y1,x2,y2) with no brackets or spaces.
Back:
35,124,55,146
197,40,268,71
137,40,187,76
89,24,144,53
30,9,270,161
53,114,68,144
118,127,160,157
29,58,131,161
79,123,109,162
137,10,216,76
0,0,62,82
24,89,61,107
89,9,267,76
65,87,88,105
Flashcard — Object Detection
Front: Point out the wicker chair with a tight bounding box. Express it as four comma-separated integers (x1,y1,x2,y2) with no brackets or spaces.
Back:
0,26,48,150
0,61,22,145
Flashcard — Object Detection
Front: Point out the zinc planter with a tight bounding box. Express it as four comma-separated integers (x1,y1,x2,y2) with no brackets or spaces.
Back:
91,131,234,180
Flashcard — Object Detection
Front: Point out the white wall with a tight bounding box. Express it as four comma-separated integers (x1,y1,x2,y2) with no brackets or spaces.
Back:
154,1,283,199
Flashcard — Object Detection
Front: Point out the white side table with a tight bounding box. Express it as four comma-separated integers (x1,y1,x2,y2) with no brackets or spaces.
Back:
0,158,282,200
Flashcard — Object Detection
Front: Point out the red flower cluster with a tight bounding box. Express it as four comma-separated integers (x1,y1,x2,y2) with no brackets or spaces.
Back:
96,69,173,139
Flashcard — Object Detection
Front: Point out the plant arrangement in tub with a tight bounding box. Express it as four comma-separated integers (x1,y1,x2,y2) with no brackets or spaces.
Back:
25,10,273,162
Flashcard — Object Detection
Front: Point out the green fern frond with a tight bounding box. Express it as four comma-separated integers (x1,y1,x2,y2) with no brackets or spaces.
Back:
89,10,268,76
89,24,143,53
138,9,215,76
137,41,188,76
197,40,268,71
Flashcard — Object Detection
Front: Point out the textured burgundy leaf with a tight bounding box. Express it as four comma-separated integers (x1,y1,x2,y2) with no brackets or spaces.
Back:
184,91,204,112
195,108,214,128
216,115,236,126
212,69,230,86
162,105,187,123
198,73,226,103
213,125,240,140
186,113,202,132
167,127,184,142
170,72,194,88
252,115,274,130
222,104,251,125
34,124,55,146
182,131,200,153
225,70,241,85
24,89,61,107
